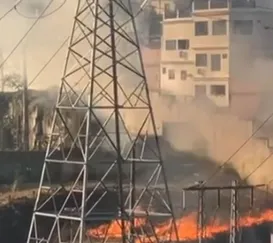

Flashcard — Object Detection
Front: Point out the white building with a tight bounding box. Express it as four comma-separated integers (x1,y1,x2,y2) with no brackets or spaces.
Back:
160,0,273,107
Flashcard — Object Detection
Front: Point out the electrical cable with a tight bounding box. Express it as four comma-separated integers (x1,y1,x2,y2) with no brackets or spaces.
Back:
177,112,273,188
141,1,273,187
28,37,68,87
0,0,23,21
242,149,273,182
27,2,148,88
15,0,67,19
0,0,55,72
203,113,273,185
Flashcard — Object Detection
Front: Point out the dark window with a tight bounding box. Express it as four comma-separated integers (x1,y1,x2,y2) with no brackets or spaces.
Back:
210,85,226,96
164,3,176,19
162,67,166,74
168,69,175,79
195,85,207,97
196,54,207,67
233,20,253,35
211,54,221,71
177,0,192,18
194,0,209,10
178,39,190,50
165,40,176,50
210,0,228,8
180,70,187,80
212,20,227,35
232,0,255,8
195,21,208,36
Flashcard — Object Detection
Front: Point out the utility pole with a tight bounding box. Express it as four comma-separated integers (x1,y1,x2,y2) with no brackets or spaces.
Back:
0,49,4,151
230,180,239,243
0,49,4,91
22,42,29,151
197,181,205,243
182,182,266,243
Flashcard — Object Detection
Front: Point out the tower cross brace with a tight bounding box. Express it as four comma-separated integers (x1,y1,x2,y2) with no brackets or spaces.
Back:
26,0,178,242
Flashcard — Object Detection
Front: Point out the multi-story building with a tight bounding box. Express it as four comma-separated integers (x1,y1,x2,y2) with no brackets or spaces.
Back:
160,0,273,107
142,46,161,91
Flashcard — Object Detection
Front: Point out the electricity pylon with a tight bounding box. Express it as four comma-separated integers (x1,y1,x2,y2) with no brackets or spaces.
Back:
27,0,178,242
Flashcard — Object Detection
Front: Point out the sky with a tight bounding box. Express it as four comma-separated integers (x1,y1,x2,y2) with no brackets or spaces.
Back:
0,0,148,91
1,0,273,91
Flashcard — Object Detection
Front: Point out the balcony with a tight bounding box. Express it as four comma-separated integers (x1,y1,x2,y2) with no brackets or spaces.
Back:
164,0,192,20
194,0,228,10
193,0,256,10
231,0,255,8
164,0,256,20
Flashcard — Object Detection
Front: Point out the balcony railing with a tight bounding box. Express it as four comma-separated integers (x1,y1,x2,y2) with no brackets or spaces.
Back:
231,0,256,8
164,0,256,20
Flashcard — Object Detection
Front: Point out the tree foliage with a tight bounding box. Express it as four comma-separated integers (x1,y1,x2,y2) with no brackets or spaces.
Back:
2,73,23,91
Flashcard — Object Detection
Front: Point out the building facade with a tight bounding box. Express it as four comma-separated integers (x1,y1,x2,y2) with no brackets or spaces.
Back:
160,0,273,107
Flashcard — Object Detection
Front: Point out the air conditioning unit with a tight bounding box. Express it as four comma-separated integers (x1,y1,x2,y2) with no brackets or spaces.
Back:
197,68,206,76
179,51,188,60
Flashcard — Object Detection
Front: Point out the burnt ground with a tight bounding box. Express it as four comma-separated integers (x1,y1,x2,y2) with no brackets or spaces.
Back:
0,189,273,243
0,139,271,243
0,190,119,243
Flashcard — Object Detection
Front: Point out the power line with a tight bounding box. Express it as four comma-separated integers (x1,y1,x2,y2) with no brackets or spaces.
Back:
243,149,273,182
28,3,149,88
28,38,68,87
0,0,23,21
202,113,273,186
15,0,67,19
0,0,55,71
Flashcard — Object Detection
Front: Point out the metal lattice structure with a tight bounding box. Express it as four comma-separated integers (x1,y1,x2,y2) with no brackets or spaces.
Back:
27,0,178,242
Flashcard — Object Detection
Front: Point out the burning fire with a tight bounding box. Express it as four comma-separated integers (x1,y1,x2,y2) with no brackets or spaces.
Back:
87,209,273,242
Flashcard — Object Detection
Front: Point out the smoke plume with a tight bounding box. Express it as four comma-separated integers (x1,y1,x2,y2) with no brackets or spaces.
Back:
158,20,273,190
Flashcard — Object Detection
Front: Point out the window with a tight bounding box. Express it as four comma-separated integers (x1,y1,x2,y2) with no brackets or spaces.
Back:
210,0,228,8
162,67,166,74
210,85,226,96
233,20,253,35
180,70,187,80
195,21,208,36
178,39,190,50
164,3,176,19
195,85,207,97
196,54,207,67
211,54,221,71
232,0,255,8
168,69,175,79
212,20,227,35
165,40,176,50
194,0,209,10
177,0,192,18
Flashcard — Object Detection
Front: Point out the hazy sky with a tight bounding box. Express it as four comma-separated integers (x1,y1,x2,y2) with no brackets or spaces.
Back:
1,0,273,91
0,0,79,90
0,0,148,91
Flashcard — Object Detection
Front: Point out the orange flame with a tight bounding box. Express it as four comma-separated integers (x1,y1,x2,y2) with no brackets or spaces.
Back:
90,218,147,238
87,209,273,242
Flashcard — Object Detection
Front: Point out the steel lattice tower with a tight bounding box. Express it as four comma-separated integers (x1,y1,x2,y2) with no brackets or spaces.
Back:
27,0,178,242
